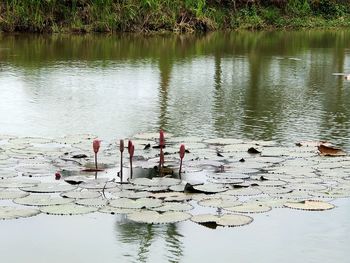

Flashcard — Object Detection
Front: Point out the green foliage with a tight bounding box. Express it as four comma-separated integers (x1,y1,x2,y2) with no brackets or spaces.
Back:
0,0,350,32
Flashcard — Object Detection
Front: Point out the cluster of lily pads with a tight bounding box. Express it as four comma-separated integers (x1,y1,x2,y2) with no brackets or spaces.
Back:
0,132,349,229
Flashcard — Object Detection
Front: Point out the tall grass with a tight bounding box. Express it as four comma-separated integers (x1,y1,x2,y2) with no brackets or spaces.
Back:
0,0,349,33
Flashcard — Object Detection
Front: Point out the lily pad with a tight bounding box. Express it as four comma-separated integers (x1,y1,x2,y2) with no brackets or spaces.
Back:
127,210,191,224
224,203,272,213
14,195,74,206
198,198,241,208
130,178,181,187
109,197,162,209
193,184,228,194
113,190,151,199
75,198,108,207
284,200,335,211
222,188,263,196
0,190,30,200
0,206,40,220
61,190,101,199
152,202,194,212
20,183,76,193
40,204,98,215
99,206,140,215
191,213,253,228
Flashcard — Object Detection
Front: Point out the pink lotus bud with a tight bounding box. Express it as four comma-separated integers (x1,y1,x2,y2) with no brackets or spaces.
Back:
55,172,61,180
180,144,185,159
128,140,132,155
120,139,124,152
93,139,101,153
159,130,165,147
129,144,134,158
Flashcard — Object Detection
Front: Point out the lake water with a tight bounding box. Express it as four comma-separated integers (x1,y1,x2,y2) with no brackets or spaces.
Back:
0,31,350,263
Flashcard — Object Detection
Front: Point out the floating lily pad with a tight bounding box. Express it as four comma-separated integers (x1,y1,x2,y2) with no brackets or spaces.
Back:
0,190,30,200
113,190,151,199
0,179,39,188
169,184,186,192
204,138,243,145
224,203,272,213
258,186,292,195
191,213,253,228
152,202,194,212
0,206,40,220
128,210,191,224
75,198,107,207
207,173,250,180
284,200,335,211
254,180,287,187
193,184,228,194
141,186,169,192
109,198,162,209
40,204,98,215
289,183,328,192
14,195,74,206
249,197,290,208
151,192,194,202
61,191,101,199
223,188,263,196
99,206,140,215
130,178,181,187
80,180,118,190
0,169,18,179
20,183,76,193
198,198,241,208
207,178,244,184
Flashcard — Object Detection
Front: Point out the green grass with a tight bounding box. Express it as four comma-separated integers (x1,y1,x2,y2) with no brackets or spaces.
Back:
0,0,350,33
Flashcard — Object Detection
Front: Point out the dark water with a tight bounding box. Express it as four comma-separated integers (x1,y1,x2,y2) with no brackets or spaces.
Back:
1,31,350,263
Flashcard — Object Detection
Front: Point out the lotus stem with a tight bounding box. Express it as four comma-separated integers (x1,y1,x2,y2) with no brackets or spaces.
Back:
179,159,183,179
120,152,123,183
94,153,98,170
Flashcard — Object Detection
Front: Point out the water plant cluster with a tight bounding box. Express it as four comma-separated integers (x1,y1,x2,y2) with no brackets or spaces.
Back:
0,0,350,33
0,132,349,228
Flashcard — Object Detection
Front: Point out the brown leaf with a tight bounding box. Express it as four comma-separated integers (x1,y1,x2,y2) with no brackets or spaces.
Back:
318,144,347,156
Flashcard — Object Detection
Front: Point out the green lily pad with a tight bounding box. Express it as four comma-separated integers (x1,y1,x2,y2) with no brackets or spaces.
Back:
130,178,181,187
61,190,101,199
151,202,194,212
198,198,241,208
224,203,272,213
191,213,253,228
127,210,191,224
20,183,76,193
0,190,30,200
109,197,162,209
40,204,98,215
75,198,108,207
99,206,140,215
193,183,228,194
284,200,335,211
14,195,74,206
0,206,40,220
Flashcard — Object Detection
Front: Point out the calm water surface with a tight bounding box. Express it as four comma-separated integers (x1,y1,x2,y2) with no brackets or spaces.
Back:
0,31,350,262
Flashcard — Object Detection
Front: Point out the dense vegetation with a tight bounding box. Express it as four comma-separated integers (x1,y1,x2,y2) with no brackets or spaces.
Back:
1,0,350,33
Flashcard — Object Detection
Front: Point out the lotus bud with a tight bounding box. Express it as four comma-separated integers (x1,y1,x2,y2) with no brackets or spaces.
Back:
55,172,61,180
128,140,132,155
129,144,134,158
93,139,101,153
120,139,124,152
180,144,185,159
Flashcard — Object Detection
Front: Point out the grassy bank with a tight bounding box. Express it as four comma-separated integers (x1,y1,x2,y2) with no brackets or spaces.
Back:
1,0,350,33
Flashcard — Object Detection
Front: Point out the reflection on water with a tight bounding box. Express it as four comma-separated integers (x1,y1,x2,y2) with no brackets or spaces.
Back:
1,31,350,148
116,218,183,263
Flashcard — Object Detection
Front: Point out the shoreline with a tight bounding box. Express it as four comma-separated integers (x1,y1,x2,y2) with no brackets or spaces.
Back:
1,1,350,34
